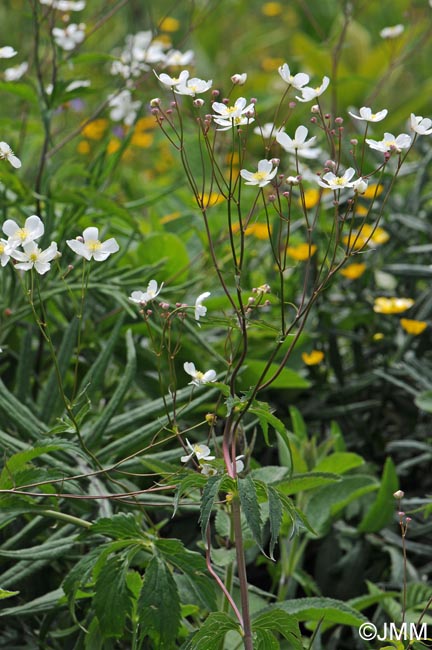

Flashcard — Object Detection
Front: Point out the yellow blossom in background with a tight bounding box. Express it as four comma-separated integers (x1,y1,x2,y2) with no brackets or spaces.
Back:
159,17,180,32
77,140,90,155
287,243,317,261
354,204,369,217
135,116,157,131
231,222,271,239
302,350,324,365
373,297,414,314
160,211,182,225
261,57,285,72
200,193,225,208
300,188,321,209
373,332,385,341
361,224,390,245
363,183,384,199
340,262,366,280
262,2,283,16
82,118,108,140
107,138,121,155
400,318,427,335
131,132,154,148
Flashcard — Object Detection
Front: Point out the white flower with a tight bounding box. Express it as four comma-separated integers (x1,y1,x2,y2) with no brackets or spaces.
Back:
66,227,119,261
317,167,356,190
164,49,194,67
108,89,141,126
212,97,255,130
154,69,189,88
52,23,85,51
0,46,17,59
0,142,21,169
235,455,245,473
348,107,388,122
276,125,322,159
184,361,216,386
40,0,85,10
254,122,280,139
366,132,412,153
180,438,215,463
4,62,28,82
410,113,432,136
380,24,404,39
65,79,91,92
278,63,309,90
195,291,211,322
175,76,212,97
231,72,247,85
296,76,330,102
240,159,278,187
352,178,368,194
129,280,163,304
0,239,12,267
3,215,43,246
10,241,58,275
200,463,218,477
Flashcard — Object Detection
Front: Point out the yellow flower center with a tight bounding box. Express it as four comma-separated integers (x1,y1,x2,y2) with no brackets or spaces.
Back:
0,243,4,254
29,252,39,262
195,371,204,381
17,228,28,241
252,171,268,181
87,239,102,252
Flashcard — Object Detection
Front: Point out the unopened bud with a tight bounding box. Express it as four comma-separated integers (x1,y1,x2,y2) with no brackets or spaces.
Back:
150,97,160,107
393,490,405,499
271,157,280,165
231,73,247,85
193,98,205,108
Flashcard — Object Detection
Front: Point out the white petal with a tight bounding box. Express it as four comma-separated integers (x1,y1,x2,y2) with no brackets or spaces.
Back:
82,226,99,242
183,361,196,377
25,215,44,239
2,219,18,237
67,239,92,260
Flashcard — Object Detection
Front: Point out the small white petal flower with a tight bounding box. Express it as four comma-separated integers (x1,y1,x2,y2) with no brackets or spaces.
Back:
348,107,388,122
129,280,163,304
174,76,212,97
184,361,216,386
253,122,280,139
180,438,215,463
296,76,330,103
3,215,43,245
52,23,85,51
108,89,141,126
195,291,211,322
410,114,432,136
4,62,28,82
0,46,17,59
235,455,245,473
200,463,218,477
40,0,86,10
380,24,404,39
11,241,58,275
154,69,190,88
276,125,322,159
352,178,368,194
366,132,412,153
65,79,91,92
231,72,247,85
0,238,13,267
66,227,119,261
0,141,21,168
278,63,310,90
240,159,278,187
164,49,194,67
317,167,356,190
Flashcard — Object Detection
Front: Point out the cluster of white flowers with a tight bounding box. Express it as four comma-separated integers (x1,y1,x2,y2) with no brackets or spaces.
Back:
212,97,255,131
108,89,141,126
0,45,28,83
40,0,85,10
52,23,86,51
180,438,244,475
0,141,21,168
111,30,194,83
154,69,212,97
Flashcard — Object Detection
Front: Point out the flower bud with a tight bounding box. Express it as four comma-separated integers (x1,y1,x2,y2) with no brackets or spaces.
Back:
231,73,247,85
311,104,320,113
193,98,205,108
150,97,160,107
393,490,405,499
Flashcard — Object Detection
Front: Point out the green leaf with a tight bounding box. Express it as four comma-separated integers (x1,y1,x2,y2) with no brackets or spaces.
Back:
254,629,279,649
289,406,307,440
199,475,223,542
0,588,64,617
277,472,341,495
358,457,399,533
241,360,310,390
250,403,293,471
0,535,77,560
155,539,216,611
89,513,144,540
313,452,364,475
267,486,282,560
238,475,264,552
179,612,241,650
174,472,207,515
138,556,181,648
86,329,136,446
0,444,69,489
0,80,38,104
253,609,303,650
262,597,367,627
137,232,190,284
94,555,134,638
0,379,45,439
250,466,288,484
0,588,19,600
305,475,378,535
415,390,432,413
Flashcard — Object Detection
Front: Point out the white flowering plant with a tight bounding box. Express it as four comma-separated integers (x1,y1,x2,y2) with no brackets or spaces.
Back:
1,2,432,650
